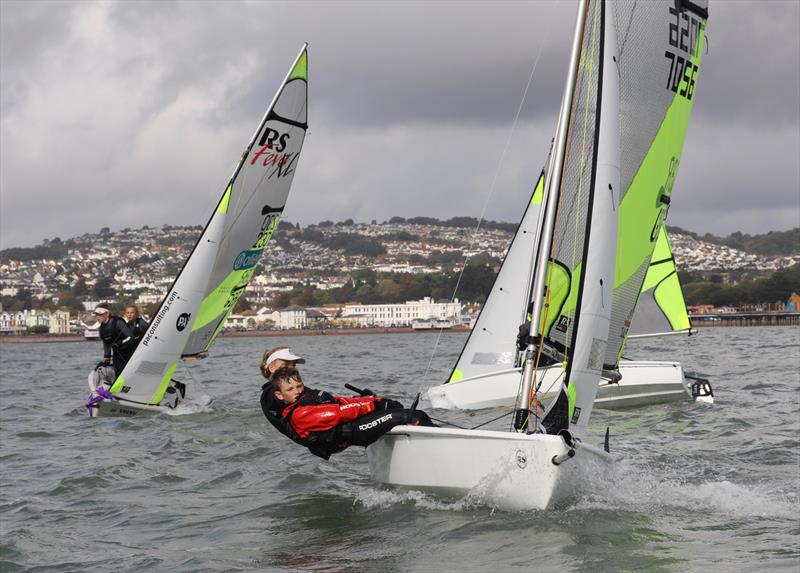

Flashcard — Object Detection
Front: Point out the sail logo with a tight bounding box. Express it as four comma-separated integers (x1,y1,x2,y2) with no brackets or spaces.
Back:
250,147,294,168
258,128,290,152
250,127,297,177
233,248,264,271
249,128,302,179
176,313,191,332
141,291,178,347
650,157,679,241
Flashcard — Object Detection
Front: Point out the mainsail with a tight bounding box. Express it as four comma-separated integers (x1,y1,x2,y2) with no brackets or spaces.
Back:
628,225,692,337
108,46,309,405
603,0,708,368
183,47,309,356
530,0,619,431
447,1,708,395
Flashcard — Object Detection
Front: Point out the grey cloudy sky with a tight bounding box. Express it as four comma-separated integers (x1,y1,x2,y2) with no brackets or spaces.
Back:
1,0,798,248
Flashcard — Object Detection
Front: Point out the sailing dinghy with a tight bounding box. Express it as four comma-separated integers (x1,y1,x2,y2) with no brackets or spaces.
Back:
87,45,309,417
427,0,711,412
613,225,714,406
369,0,709,510
429,226,711,410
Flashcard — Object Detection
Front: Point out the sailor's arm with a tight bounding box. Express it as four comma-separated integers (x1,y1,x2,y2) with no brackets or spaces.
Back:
101,331,112,360
289,401,377,437
113,319,136,349
336,395,404,410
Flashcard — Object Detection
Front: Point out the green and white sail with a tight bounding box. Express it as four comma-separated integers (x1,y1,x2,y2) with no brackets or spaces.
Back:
109,45,309,405
182,46,309,356
447,170,547,383
628,225,692,337
533,0,620,430
603,0,708,369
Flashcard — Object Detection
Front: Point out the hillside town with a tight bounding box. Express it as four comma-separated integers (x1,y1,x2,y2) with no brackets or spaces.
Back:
1,220,798,335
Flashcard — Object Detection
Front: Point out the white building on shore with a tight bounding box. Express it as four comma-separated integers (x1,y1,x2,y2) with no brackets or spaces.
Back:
342,297,462,327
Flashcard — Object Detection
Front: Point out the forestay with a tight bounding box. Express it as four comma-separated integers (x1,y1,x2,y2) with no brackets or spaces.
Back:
108,46,309,406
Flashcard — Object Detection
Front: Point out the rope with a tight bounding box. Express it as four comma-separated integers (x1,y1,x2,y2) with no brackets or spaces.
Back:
470,409,515,430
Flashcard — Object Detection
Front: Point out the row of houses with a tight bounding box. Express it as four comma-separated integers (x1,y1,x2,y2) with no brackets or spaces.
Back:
0,309,72,334
224,297,465,331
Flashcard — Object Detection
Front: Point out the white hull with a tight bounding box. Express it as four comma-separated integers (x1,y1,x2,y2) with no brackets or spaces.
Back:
367,426,609,510
86,368,182,418
428,360,705,411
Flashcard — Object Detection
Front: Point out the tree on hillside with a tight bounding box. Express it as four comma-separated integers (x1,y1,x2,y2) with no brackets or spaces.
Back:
271,291,292,309
92,277,117,299
293,286,319,307
56,291,84,313
683,264,800,306
73,277,89,296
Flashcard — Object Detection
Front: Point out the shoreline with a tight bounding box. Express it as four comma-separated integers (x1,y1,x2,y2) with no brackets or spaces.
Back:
1,320,797,344
0,326,471,344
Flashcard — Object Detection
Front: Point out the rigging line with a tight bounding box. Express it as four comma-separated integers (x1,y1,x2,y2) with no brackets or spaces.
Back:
470,409,515,430
429,417,467,429
418,21,553,388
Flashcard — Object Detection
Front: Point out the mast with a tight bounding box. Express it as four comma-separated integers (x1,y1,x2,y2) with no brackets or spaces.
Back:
513,0,588,432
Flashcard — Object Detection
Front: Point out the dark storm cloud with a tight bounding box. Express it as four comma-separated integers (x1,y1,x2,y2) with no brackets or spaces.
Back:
0,1,798,248
697,1,800,128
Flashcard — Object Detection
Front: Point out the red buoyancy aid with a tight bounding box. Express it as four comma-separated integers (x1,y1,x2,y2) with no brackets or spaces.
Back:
282,391,380,438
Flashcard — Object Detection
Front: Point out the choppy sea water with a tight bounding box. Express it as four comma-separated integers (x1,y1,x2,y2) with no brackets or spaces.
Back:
1,326,798,573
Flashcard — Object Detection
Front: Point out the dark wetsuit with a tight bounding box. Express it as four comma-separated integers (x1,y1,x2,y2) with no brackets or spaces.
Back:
99,316,135,378
260,382,434,459
127,317,150,347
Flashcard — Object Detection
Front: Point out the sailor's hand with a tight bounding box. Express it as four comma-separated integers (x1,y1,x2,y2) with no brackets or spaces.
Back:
102,357,112,365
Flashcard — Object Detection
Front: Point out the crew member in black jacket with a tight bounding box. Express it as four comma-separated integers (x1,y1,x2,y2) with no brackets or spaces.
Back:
94,306,136,378
261,366,435,460
124,304,149,347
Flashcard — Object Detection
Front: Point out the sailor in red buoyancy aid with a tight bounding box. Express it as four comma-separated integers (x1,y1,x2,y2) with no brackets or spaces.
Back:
261,366,435,459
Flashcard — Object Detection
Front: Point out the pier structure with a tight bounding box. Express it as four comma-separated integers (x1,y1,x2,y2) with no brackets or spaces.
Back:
690,311,799,327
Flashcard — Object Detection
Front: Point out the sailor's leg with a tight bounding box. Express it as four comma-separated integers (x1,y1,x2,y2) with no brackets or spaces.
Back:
337,409,436,447
112,352,126,379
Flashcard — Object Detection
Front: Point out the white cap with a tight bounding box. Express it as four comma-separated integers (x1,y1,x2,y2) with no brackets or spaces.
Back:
266,348,305,368
93,307,109,315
